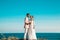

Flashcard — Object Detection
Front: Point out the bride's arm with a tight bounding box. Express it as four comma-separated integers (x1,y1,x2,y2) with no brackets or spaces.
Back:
33,20,35,29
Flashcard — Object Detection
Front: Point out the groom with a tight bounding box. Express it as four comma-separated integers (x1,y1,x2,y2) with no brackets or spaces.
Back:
24,13,30,40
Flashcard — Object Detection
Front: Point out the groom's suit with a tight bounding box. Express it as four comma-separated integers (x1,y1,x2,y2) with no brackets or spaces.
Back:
24,16,29,39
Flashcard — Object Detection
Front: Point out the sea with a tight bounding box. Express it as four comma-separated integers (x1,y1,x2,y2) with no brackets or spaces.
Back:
0,33,60,40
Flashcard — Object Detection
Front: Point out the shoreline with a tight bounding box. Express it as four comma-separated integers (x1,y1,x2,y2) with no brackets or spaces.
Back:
0,33,60,40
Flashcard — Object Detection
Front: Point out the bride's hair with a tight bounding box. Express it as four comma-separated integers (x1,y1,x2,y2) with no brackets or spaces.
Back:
30,16,33,18
32,16,33,18
30,16,34,20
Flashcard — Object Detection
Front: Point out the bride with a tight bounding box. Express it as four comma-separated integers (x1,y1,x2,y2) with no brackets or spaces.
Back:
28,16,37,40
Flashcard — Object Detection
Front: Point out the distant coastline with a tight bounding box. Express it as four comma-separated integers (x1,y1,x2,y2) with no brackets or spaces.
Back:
0,33,60,40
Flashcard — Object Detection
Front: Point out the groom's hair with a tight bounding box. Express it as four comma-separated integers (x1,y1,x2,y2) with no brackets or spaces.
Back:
26,13,30,17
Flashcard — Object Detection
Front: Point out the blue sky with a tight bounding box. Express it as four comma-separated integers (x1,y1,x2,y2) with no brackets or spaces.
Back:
0,0,60,33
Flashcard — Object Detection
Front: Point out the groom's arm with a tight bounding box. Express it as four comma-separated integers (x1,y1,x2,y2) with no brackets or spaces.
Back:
24,25,25,28
24,18,26,28
24,18,25,28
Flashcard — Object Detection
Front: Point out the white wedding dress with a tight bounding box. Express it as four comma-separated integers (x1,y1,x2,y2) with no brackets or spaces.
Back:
28,20,37,40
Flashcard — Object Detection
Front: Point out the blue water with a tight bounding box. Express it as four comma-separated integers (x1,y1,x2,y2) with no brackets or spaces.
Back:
0,33,60,40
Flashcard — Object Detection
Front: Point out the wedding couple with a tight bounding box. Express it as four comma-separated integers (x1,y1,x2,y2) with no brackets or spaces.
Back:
24,13,37,40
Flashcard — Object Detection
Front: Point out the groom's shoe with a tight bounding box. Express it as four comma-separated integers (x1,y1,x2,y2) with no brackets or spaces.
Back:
24,39,26,40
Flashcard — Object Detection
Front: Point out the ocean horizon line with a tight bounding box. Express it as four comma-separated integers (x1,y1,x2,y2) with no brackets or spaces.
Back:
0,32,60,33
